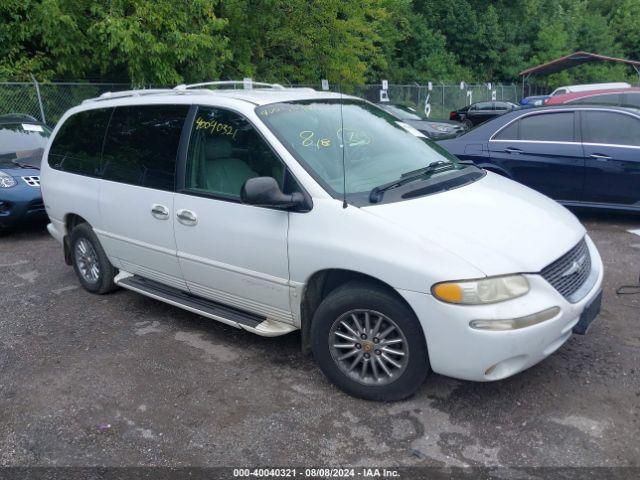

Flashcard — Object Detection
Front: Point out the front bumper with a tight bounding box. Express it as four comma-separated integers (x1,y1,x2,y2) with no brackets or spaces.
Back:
400,236,604,381
0,180,46,228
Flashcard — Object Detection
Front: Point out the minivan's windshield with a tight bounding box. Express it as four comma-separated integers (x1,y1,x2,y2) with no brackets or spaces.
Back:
256,99,461,201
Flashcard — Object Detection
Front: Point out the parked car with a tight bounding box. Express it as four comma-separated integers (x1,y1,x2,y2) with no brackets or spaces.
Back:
375,102,467,139
549,82,630,96
519,95,550,108
41,83,602,401
438,105,640,213
0,114,52,232
449,101,518,127
545,87,640,108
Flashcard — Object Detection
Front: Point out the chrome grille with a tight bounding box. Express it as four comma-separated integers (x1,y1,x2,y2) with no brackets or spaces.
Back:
21,176,40,187
541,238,591,300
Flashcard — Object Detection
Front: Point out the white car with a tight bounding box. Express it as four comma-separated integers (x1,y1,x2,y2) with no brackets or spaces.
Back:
40,81,603,401
550,82,630,96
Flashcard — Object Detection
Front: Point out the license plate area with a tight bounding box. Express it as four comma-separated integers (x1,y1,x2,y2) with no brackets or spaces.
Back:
573,290,602,335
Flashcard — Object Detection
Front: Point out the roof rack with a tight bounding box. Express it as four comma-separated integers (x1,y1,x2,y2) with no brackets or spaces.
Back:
174,80,285,91
82,88,175,104
81,80,314,104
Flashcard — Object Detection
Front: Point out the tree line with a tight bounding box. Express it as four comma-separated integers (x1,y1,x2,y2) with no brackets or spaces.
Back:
1,0,638,87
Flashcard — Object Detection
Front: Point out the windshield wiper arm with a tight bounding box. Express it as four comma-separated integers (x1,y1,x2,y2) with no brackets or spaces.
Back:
369,161,458,203
11,159,39,169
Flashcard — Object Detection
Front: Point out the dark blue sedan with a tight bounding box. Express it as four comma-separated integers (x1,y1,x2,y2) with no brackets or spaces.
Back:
0,115,52,231
438,105,640,213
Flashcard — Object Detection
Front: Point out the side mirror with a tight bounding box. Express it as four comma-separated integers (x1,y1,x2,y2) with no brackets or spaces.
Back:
240,177,306,210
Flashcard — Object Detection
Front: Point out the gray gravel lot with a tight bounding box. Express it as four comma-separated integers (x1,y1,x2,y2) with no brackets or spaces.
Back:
0,213,639,468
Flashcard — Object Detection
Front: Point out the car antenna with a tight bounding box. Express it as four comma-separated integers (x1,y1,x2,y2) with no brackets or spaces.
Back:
339,83,348,209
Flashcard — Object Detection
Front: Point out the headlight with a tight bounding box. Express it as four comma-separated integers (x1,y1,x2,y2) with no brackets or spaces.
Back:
0,171,17,188
432,275,529,305
429,123,452,133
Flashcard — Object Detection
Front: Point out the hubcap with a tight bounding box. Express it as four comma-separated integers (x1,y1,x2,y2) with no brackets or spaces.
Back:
75,238,100,284
329,309,409,386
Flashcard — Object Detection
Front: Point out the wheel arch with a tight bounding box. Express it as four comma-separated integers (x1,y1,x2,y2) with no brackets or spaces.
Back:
62,213,90,265
299,268,417,355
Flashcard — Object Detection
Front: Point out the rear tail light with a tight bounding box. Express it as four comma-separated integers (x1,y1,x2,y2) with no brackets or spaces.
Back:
449,111,458,120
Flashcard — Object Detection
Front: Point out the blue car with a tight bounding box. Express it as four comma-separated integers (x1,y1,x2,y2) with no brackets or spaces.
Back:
519,95,550,108
437,105,640,213
0,115,52,231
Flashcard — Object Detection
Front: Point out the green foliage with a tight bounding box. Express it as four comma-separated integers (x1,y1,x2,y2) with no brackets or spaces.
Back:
0,0,638,87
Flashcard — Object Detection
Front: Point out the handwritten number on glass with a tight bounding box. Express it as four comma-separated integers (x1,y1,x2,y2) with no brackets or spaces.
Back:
300,130,331,149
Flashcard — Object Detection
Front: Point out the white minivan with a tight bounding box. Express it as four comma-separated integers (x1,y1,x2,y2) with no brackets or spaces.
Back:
40,82,603,400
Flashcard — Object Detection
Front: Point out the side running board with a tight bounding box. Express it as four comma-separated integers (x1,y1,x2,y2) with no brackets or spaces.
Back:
114,272,297,337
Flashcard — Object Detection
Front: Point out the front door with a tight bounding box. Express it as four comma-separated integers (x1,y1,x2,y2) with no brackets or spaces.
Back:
581,110,640,207
173,106,293,324
98,104,190,289
488,110,584,201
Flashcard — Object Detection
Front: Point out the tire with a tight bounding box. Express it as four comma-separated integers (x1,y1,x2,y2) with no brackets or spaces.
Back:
311,281,429,401
463,119,473,129
69,223,117,294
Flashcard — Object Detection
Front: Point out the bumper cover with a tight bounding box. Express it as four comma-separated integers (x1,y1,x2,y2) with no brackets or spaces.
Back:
400,236,604,382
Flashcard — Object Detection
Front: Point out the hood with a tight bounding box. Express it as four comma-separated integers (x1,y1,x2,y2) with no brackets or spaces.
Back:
362,172,585,277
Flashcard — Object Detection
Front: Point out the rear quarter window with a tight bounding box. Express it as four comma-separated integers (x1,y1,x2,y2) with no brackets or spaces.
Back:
48,108,113,176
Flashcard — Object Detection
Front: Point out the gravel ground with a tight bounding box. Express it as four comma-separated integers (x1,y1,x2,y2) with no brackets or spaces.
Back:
0,213,639,469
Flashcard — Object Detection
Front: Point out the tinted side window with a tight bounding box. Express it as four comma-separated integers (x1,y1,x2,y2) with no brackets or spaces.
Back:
494,121,518,140
621,93,640,109
101,105,188,190
519,112,574,142
474,102,493,110
185,106,285,199
48,108,112,176
571,93,620,106
582,111,640,146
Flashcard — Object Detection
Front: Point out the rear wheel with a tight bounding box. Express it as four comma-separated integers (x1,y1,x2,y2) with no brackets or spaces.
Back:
311,281,429,401
70,223,117,294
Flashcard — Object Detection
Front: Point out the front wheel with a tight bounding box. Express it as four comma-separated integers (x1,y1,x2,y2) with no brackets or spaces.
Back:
311,281,429,401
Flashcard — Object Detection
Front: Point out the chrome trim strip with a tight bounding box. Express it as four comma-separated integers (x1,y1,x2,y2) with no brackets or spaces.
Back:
489,139,581,145
582,142,640,150
94,229,176,256
178,251,290,286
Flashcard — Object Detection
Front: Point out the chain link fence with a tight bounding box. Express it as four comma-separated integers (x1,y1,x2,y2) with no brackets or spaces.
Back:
264,82,523,120
0,80,526,126
0,81,130,126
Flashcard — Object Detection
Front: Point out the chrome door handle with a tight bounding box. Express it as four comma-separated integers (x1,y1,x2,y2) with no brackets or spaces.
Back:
589,153,612,161
505,147,523,154
176,209,197,226
151,204,169,220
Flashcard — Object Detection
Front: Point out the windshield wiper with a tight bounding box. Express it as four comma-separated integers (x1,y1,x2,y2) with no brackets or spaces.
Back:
369,161,458,203
11,159,39,169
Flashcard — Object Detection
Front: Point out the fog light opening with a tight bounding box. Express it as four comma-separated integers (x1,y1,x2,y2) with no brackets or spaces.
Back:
470,306,561,331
